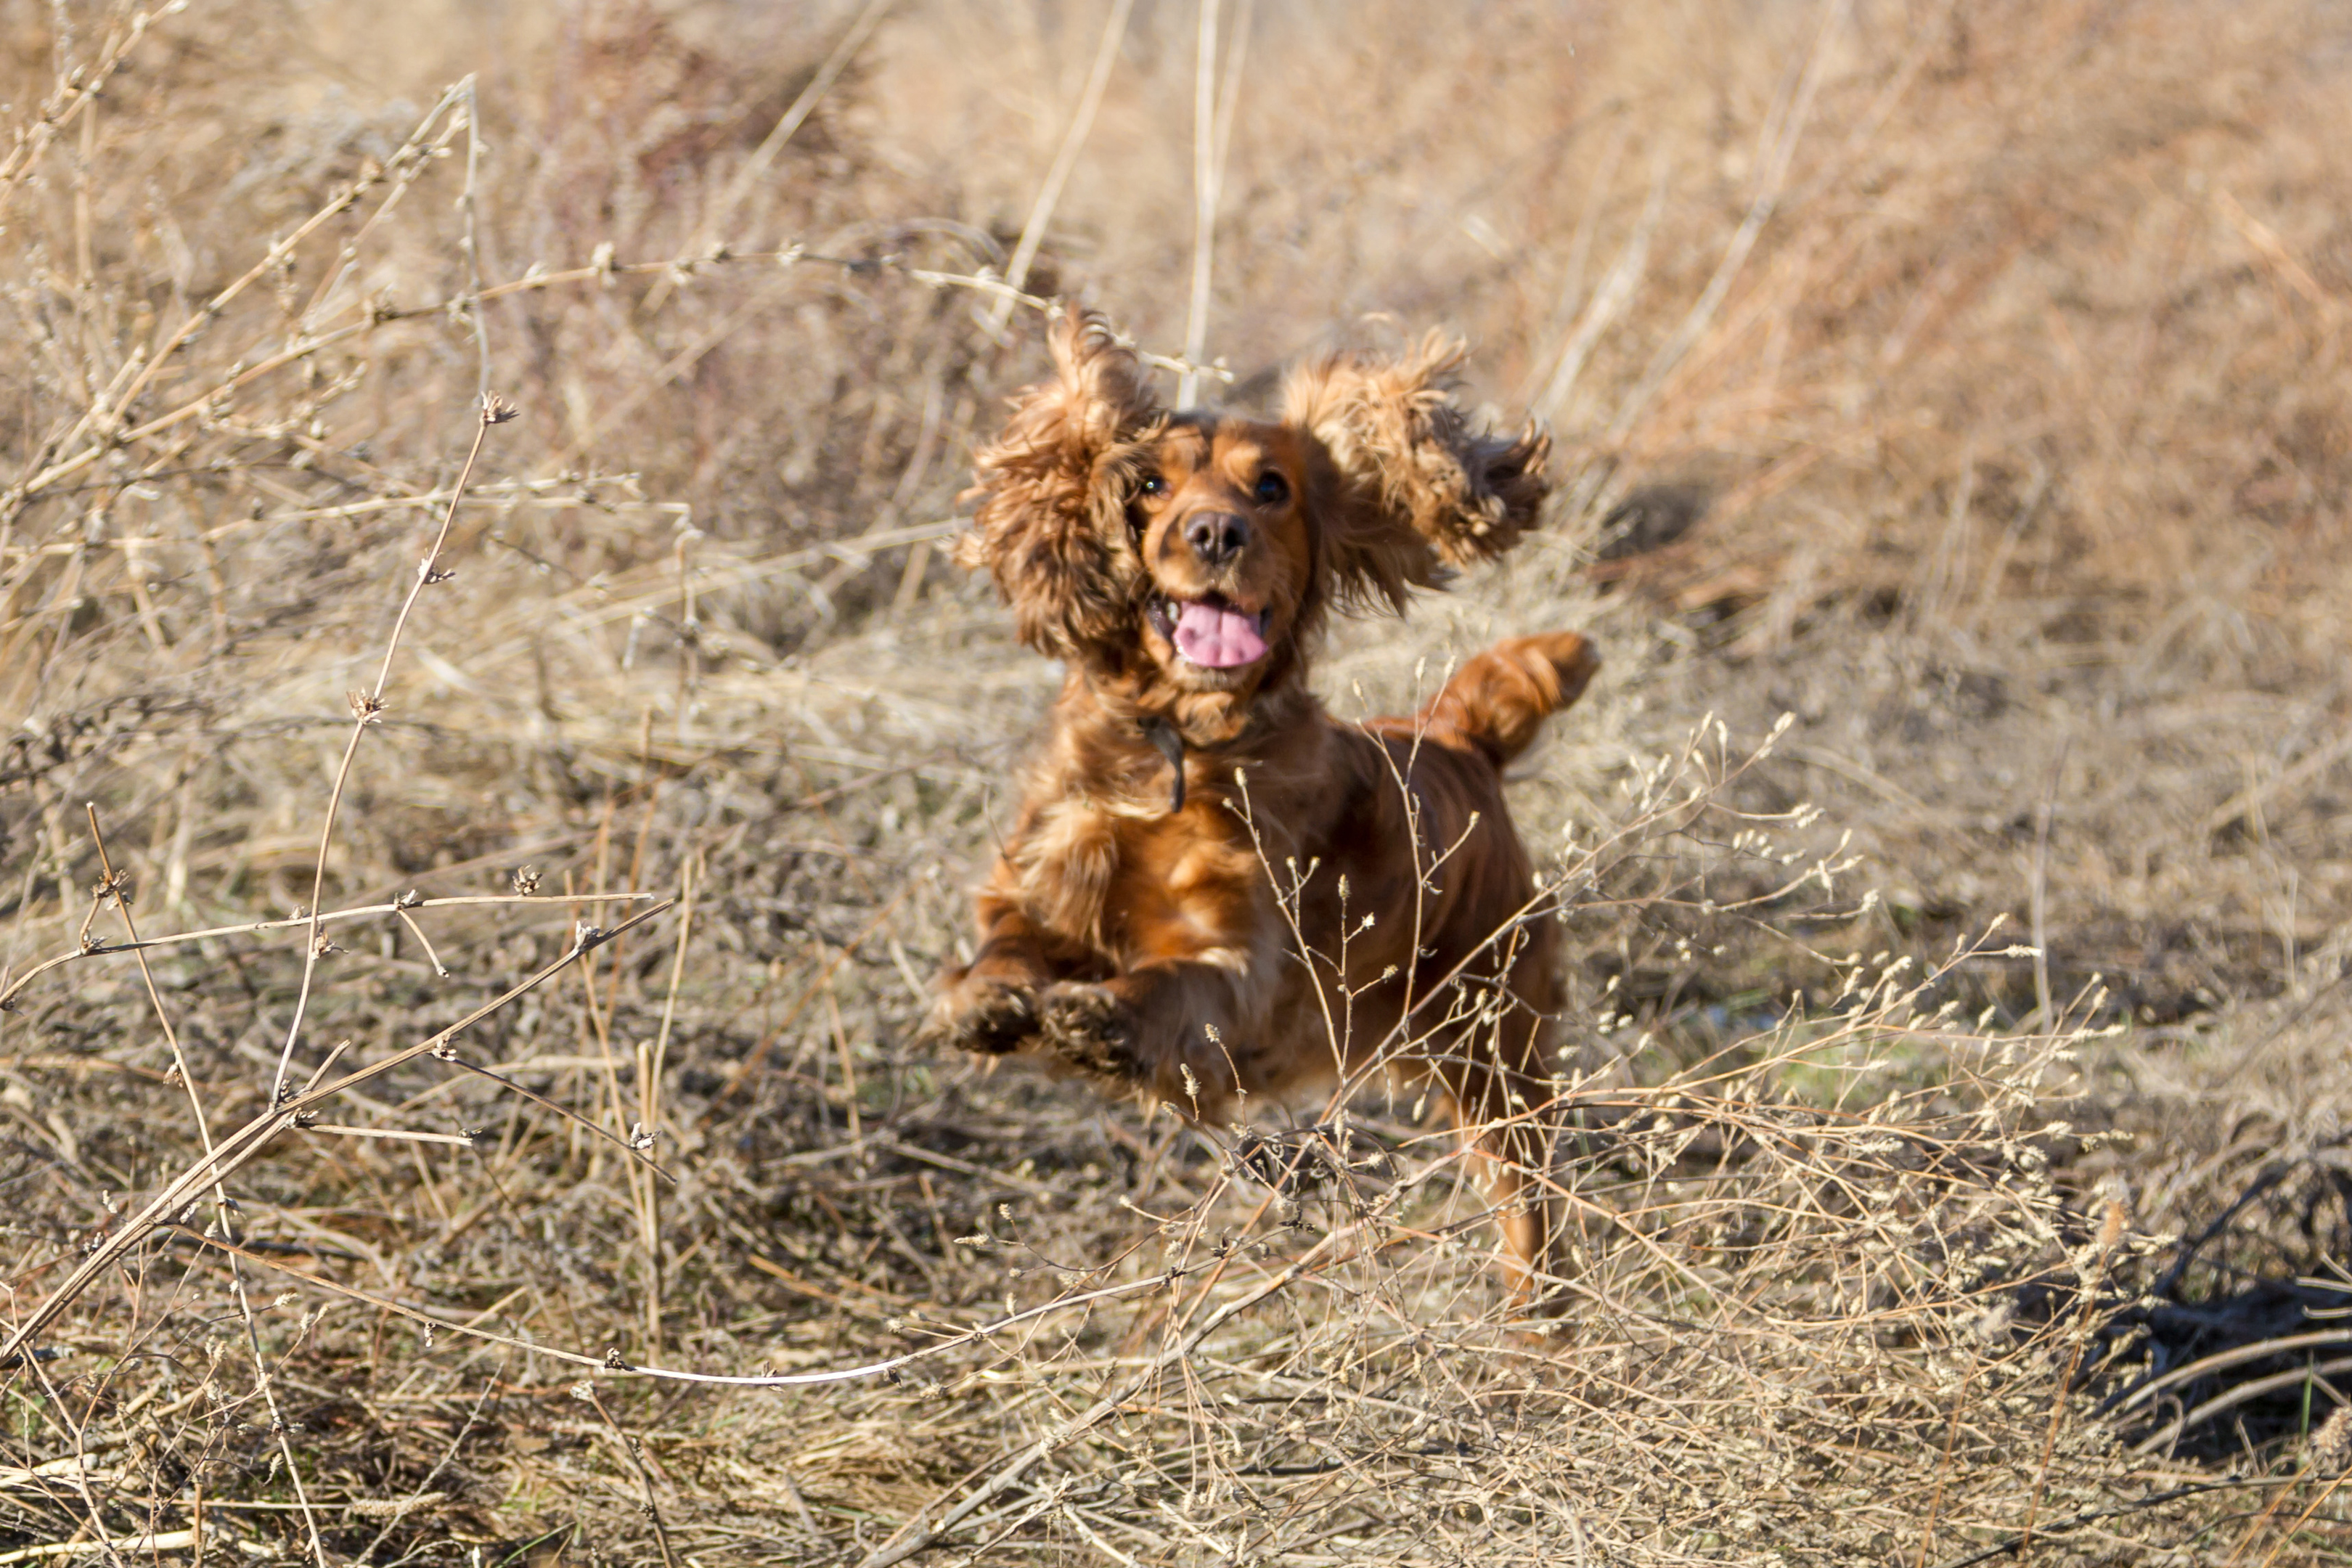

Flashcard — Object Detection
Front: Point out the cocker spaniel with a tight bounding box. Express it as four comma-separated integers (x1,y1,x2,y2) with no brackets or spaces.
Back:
930,308,1596,1301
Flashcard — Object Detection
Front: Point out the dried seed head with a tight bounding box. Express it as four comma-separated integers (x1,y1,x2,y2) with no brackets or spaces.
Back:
2312,1404,2352,1477
2096,1192,2131,1251
511,865,542,895
481,391,520,425
1972,1302,2017,1345
347,689,385,723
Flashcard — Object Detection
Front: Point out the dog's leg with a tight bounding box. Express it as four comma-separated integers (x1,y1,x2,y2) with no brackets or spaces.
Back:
1416,928,1567,1312
1005,834,1278,1114
928,883,1081,1055
1033,955,1274,1116
1435,1017,1565,1312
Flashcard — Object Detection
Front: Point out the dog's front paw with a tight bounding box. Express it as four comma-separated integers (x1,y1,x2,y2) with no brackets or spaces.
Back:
925,978,1040,1056
1037,982,1138,1081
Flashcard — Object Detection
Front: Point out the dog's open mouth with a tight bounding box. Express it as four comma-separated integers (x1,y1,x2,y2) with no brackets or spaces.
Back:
1145,594,1273,669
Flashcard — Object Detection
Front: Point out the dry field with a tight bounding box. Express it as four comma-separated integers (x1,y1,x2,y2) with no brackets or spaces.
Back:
4,1,2352,1562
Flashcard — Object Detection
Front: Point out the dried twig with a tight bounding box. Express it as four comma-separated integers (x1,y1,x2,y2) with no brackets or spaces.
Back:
80,805,328,1568
270,391,520,1103
982,0,1138,338
582,1385,678,1568
0,892,652,1011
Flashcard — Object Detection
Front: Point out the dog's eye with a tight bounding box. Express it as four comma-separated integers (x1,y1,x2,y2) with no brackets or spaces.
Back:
1137,472,1167,499
1252,470,1290,506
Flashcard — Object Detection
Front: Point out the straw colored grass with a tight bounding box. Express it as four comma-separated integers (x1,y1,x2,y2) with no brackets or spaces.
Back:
4,1,2350,1563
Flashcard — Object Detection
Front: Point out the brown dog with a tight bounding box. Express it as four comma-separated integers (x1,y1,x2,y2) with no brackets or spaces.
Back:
930,309,1596,1299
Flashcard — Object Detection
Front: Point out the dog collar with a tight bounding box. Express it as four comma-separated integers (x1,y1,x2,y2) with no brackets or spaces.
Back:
1136,715,1187,814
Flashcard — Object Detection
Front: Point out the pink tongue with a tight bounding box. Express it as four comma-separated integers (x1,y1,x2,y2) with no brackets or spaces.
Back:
1171,602,1268,668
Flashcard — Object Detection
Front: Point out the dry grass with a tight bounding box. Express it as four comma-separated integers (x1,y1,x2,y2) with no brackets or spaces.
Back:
4,0,2351,1562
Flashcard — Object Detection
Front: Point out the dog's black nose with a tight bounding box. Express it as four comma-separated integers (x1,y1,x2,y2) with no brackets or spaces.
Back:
1184,511,1250,565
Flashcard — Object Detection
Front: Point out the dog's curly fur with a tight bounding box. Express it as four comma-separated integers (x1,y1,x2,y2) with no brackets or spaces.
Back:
934,307,1596,1301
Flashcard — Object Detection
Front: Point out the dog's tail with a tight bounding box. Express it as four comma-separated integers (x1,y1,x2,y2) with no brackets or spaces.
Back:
1416,632,1599,766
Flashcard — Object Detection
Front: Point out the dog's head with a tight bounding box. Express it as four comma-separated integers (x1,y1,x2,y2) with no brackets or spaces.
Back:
958,307,1549,709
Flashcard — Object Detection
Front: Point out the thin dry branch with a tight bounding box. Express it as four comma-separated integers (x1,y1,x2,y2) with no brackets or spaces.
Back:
168,1228,1267,1392
79,804,329,1568
0,893,653,1011
643,0,897,314
270,391,519,1102
983,0,1138,337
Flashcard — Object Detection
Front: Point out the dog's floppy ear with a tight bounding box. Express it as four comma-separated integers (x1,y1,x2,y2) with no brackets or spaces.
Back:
1282,333,1550,613
959,306,1164,659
